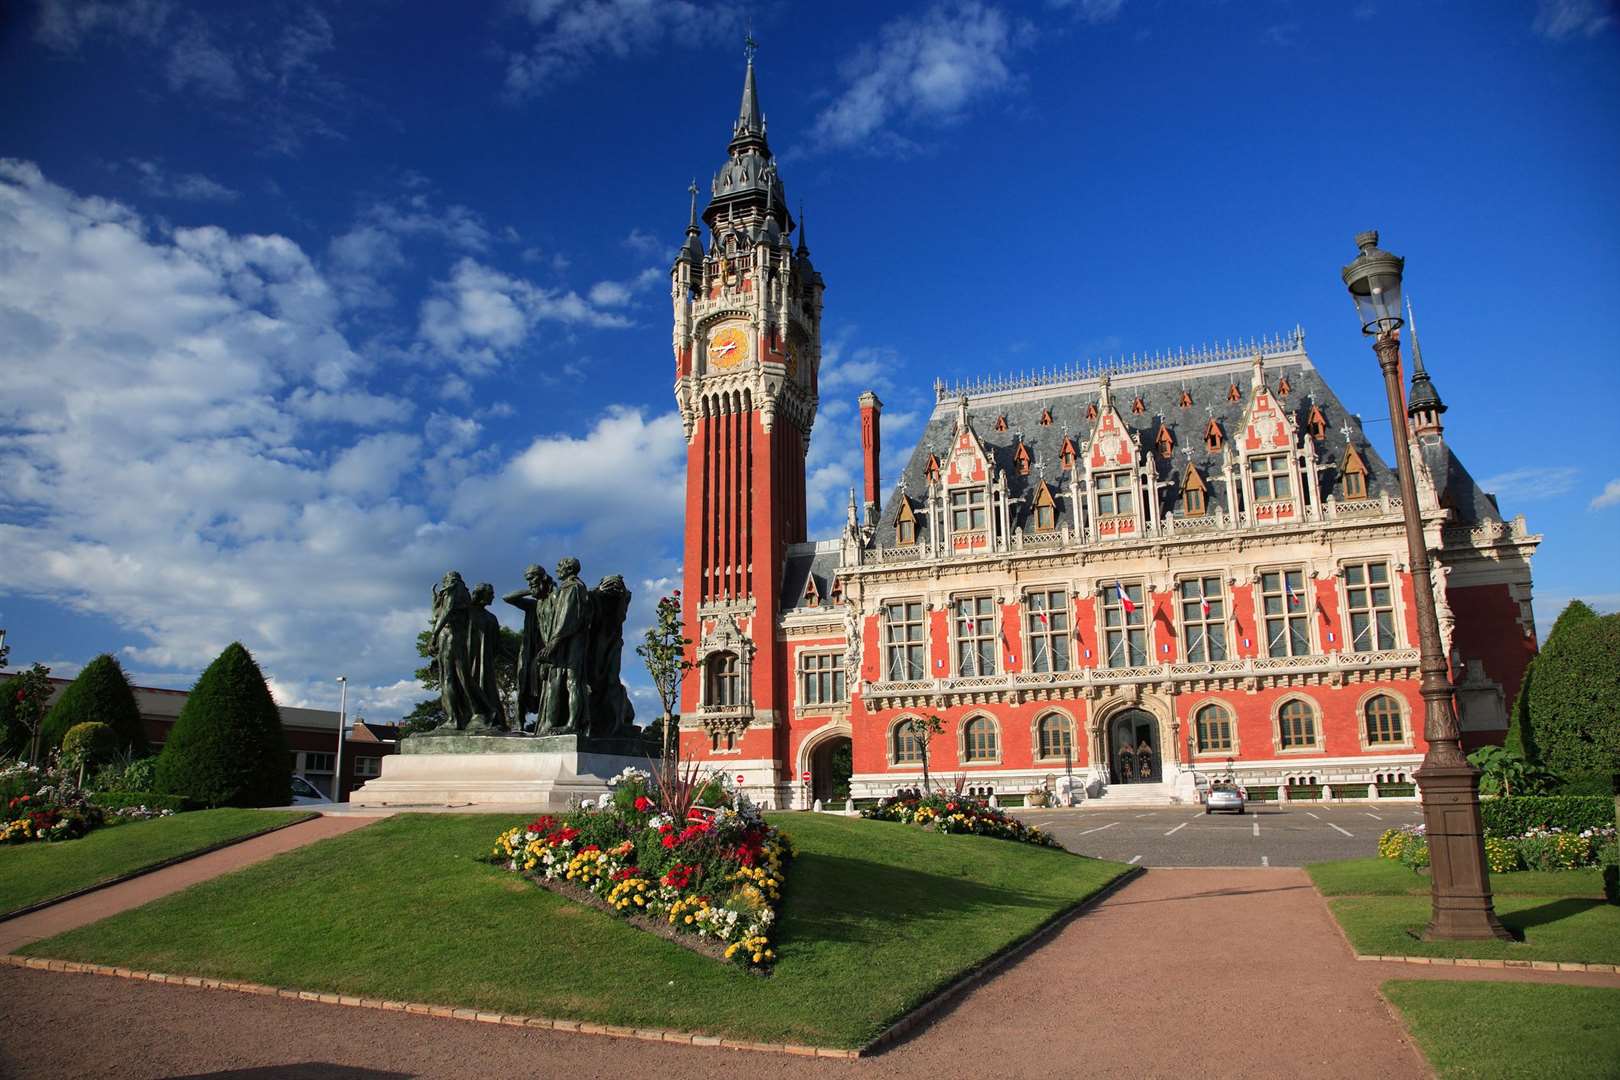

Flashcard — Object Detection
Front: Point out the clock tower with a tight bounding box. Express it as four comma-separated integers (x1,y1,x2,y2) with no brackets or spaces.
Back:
672,49,824,760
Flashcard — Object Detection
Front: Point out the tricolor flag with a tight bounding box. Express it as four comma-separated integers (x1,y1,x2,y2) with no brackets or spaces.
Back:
1035,609,1049,625
1200,598,1211,618
1287,581,1303,608
1114,581,1136,614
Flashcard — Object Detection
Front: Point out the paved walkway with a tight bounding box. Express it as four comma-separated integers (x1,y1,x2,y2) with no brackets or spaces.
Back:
4,866,1616,1078
0,813,383,954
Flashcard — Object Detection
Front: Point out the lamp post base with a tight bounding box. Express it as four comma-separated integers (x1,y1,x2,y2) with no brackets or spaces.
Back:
1415,760,1513,941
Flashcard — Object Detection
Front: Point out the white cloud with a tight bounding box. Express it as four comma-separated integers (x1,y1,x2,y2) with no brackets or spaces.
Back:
1048,0,1126,23
505,0,739,97
1589,478,1620,511
327,194,494,309
0,160,685,719
125,159,240,203
1533,0,1614,40
623,228,665,257
810,2,1031,153
1481,466,1579,502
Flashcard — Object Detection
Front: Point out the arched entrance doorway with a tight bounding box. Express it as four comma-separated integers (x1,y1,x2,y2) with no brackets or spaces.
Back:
1108,708,1161,784
809,736,853,803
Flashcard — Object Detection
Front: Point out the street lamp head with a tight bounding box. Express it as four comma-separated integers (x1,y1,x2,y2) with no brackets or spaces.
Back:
336,675,347,683
1341,229,1405,335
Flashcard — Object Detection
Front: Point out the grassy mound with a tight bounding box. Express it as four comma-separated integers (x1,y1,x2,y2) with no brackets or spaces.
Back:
20,812,1129,1047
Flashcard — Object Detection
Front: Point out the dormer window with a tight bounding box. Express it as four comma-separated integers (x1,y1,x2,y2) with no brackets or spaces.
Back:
828,576,844,602
950,487,988,533
1204,419,1224,452
1131,395,1146,415
1094,470,1135,517
993,415,1008,432
895,498,919,544
1059,435,1077,471
1227,382,1242,403
1178,388,1194,408
1278,374,1293,397
924,454,941,485
1013,442,1031,475
802,575,821,606
1249,453,1293,502
1155,426,1174,459
1305,404,1328,441
1181,465,1208,517
1342,445,1369,500
1086,402,1098,421
1040,408,1053,426
1032,482,1057,532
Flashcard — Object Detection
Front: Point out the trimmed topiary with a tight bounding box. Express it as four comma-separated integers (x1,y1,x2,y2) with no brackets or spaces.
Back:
1524,608,1619,788
62,721,121,771
154,642,292,808
39,654,149,755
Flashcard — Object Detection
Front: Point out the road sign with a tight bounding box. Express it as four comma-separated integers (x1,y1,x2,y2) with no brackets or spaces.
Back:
735,774,745,785
801,770,811,782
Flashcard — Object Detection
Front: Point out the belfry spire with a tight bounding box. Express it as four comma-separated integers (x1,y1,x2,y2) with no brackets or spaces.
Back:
1404,296,1446,422
735,35,762,140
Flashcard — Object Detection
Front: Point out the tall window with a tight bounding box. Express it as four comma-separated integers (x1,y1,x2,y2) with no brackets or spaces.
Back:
1183,484,1206,516
706,652,740,706
892,719,923,763
1179,576,1227,662
1260,569,1310,658
1195,704,1233,753
1249,453,1292,501
963,717,999,762
1278,699,1317,749
1343,458,1368,499
884,601,926,680
1025,588,1071,673
950,487,987,532
1364,694,1405,745
1103,581,1147,668
1094,471,1134,516
1036,714,1073,760
800,652,846,706
955,595,997,676
1345,560,1397,651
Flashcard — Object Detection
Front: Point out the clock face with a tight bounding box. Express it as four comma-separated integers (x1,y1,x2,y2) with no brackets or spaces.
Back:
708,324,749,370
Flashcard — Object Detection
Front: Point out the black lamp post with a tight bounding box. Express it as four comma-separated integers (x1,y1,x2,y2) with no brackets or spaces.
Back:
1341,231,1510,940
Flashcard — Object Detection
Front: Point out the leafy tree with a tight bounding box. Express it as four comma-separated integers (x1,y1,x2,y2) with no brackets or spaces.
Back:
636,591,694,763
154,642,292,807
62,721,121,785
6,663,54,762
1508,600,1598,761
1522,608,1619,788
39,653,149,755
413,623,521,726
912,714,948,793
399,698,445,737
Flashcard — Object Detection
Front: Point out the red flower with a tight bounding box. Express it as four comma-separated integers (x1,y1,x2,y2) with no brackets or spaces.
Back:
661,833,677,849
546,826,580,846
633,796,652,812
526,815,557,835
581,844,600,853
662,864,696,889
611,867,637,881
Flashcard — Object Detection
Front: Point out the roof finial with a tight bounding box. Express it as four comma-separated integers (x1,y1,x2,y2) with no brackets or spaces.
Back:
735,32,762,138
796,200,808,255
1406,295,1427,373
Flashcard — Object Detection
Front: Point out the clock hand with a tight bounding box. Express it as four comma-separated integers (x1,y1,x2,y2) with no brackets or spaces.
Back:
713,341,737,356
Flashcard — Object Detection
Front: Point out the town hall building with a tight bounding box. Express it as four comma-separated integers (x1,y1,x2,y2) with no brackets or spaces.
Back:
672,57,1540,808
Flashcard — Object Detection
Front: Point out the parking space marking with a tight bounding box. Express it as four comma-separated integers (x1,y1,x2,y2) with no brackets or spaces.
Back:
1305,811,1321,820
1129,855,1142,865
1364,812,1383,820
1164,822,1188,836
1328,823,1354,837
1252,819,1260,837
1078,821,1121,835
1191,812,1204,820
1261,855,1270,867
1135,813,1155,819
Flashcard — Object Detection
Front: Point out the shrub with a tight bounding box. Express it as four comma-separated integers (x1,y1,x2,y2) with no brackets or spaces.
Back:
1521,605,1619,784
1481,796,1614,837
154,642,291,808
89,791,191,813
1518,830,1593,872
39,654,149,755
92,754,158,794
1483,836,1521,874
61,722,121,773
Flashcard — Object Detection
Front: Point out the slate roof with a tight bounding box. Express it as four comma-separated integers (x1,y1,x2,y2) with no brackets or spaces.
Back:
780,543,845,616
872,346,1497,547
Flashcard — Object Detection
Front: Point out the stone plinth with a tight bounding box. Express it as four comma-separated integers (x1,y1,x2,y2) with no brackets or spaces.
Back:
349,732,654,809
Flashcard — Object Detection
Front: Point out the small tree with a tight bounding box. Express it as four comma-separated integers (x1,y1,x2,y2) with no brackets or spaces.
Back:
913,714,947,793
8,663,54,763
1524,609,1619,789
62,721,120,786
1509,599,1597,762
154,642,292,807
636,591,694,764
40,653,149,756
399,698,445,737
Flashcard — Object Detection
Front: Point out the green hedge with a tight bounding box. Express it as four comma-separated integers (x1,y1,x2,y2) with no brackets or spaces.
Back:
1379,783,1416,797
1288,785,1323,800
91,791,193,813
1481,796,1615,837
1335,783,1371,799
1247,786,1279,801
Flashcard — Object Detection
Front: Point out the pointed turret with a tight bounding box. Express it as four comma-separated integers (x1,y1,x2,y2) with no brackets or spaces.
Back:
732,51,765,148
676,179,704,265
705,47,790,233
1405,297,1447,437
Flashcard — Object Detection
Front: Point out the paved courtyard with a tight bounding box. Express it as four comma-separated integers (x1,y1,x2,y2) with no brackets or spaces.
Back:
1016,803,1426,866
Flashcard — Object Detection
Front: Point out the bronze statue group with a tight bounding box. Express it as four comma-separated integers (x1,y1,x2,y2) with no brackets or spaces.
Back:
428,557,636,739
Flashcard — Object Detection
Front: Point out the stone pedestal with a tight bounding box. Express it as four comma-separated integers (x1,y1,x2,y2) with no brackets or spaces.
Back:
1415,761,1512,941
349,732,653,809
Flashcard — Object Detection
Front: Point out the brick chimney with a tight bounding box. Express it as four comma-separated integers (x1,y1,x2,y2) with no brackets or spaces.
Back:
859,390,883,526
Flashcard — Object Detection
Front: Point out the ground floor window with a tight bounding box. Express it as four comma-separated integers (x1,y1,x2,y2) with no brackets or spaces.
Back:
1036,714,1073,760
1278,699,1318,749
963,717,999,762
1195,704,1233,753
892,719,923,764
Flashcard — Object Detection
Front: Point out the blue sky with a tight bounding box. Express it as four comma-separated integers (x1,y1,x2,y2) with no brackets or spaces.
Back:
2,0,1616,718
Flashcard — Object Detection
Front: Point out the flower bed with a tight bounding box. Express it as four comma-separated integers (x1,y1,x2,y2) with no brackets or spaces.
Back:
1379,823,1618,873
859,793,1061,848
489,768,792,969
1,762,107,844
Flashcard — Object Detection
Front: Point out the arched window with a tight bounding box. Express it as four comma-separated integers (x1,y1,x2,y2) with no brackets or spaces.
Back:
1036,714,1073,760
963,717,999,762
1278,699,1317,749
1364,694,1404,745
892,719,923,764
1195,704,1233,753
706,652,740,707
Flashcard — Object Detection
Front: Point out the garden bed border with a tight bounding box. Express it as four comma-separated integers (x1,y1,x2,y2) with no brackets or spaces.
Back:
0,811,319,923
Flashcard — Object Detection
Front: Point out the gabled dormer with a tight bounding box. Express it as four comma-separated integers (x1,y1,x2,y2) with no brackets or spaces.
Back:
1082,376,1145,541
894,495,920,545
1238,356,1303,525
944,397,994,552
1030,479,1058,532
1013,439,1032,476
1059,433,1078,472
1180,462,1209,517
1340,442,1370,501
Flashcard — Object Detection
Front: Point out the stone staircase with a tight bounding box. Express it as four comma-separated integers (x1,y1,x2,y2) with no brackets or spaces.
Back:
1088,780,1183,806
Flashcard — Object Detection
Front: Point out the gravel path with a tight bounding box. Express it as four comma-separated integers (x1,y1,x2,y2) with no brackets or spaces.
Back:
0,813,383,954
7,866,1616,1078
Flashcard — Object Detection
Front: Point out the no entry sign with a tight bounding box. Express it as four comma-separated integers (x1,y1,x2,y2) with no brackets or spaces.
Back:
801,770,811,782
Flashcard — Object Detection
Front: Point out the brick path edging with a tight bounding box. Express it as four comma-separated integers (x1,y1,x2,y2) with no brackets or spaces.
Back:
0,955,856,1058
1354,954,1619,973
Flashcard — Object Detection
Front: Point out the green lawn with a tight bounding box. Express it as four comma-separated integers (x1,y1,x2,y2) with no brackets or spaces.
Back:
1308,857,1607,898
0,809,314,918
19,813,1128,1048
1329,894,1620,965
1383,980,1620,1079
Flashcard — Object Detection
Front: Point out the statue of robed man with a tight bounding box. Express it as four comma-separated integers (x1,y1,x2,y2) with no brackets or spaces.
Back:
503,564,554,734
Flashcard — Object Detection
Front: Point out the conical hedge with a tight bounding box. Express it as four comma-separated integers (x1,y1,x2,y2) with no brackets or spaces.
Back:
154,642,292,807
40,653,149,755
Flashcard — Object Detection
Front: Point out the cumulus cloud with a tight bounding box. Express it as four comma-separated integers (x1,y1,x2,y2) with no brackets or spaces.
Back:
504,0,741,98
417,258,631,371
1481,466,1579,502
327,194,494,309
1532,0,1614,40
809,2,1032,153
124,159,240,203
1589,478,1620,511
0,160,684,719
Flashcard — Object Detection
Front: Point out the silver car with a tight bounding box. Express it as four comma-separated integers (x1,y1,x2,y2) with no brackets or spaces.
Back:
1205,782,1246,814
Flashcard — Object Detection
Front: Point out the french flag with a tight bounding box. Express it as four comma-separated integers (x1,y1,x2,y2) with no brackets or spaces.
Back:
1288,581,1303,608
1200,597,1211,618
1114,581,1136,615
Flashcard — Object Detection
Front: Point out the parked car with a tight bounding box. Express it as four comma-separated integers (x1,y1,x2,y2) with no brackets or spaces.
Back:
290,774,332,805
1205,782,1246,815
